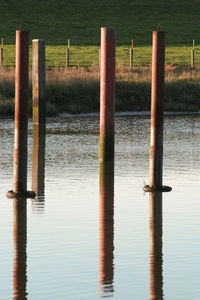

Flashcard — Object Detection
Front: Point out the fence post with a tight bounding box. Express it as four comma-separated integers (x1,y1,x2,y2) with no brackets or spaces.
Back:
191,40,195,67
66,39,70,68
130,40,133,69
99,27,115,161
143,31,171,192
6,30,35,198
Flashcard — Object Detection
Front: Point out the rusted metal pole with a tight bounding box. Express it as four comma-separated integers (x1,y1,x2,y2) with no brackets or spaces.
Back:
143,31,171,192
32,39,46,124
99,161,114,297
130,48,133,69
99,27,115,161
1,38,3,48
14,30,29,194
68,39,70,49
32,124,45,196
0,47,3,66
13,198,27,300
149,192,163,300
6,31,35,199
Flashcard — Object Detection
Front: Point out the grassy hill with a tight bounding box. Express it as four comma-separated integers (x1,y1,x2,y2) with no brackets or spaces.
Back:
1,0,200,46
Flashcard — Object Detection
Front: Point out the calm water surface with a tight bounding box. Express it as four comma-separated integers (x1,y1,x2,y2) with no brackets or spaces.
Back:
0,114,200,299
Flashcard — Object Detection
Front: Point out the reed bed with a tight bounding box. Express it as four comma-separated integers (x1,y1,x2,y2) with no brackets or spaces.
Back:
0,67,200,115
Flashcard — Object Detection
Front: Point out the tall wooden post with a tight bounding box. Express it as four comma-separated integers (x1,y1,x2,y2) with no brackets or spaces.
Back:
143,31,171,192
6,31,35,199
32,39,46,196
99,27,115,161
14,31,29,194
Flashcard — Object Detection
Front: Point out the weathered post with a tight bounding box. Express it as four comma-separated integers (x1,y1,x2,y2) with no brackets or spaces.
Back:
143,31,171,192
130,40,133,69
32,39,46,124
191,40,195,68
66,39,70,68
99,27,115,161
149,192,163,300
32,39,46,196
6,30,35,198
99,161,114,297
13,198,27,300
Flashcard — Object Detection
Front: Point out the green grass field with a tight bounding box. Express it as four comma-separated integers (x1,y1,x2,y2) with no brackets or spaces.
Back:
1,0,200,46
2,44,200,67
1,0,200,67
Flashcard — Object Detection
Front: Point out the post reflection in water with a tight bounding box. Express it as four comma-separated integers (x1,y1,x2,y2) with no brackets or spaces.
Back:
99,161,114,297
13,198,27,300
32,123,46,208
149,192,163,300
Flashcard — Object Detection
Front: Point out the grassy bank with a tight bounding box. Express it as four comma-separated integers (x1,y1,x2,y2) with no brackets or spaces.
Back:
2,0,200,46
1,67,200,116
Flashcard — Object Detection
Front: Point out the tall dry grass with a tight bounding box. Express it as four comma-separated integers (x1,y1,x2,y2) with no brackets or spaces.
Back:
0,66,200,115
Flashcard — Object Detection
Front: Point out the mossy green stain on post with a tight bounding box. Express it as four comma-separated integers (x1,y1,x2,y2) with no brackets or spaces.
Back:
100,28,115,162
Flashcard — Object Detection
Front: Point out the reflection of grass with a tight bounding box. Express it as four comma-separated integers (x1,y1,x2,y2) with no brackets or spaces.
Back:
1,67,200,115
3,45,200,67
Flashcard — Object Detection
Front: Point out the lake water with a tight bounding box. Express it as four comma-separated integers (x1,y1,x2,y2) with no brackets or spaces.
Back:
0,114,200,300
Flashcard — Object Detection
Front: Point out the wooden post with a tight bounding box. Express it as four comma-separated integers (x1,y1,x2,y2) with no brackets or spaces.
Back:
66,39,70,68
13,198,27,300
191,49,194,67
99,27,115,161
143,31,171,192
130,40,133,69
99,161,114,297
130,48,133,69
66,48,69,68
149,192,163,300
14,31,29,194
32,39,46,124
6,31,35,199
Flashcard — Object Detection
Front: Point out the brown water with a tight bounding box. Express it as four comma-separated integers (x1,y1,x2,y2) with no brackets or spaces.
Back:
0,114,200,299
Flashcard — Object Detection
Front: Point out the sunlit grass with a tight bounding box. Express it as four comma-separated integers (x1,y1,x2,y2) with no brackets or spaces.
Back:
1,67,200,115
2,45,200,68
